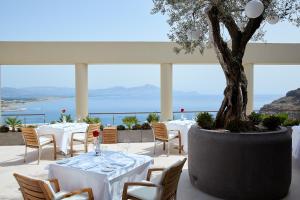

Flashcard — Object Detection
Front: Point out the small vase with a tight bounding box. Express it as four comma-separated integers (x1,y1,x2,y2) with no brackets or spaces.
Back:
62,115,67,124
94,137,101,156
181,113,185,121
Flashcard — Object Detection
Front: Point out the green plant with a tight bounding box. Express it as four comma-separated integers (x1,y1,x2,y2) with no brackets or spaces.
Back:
262,115,281,131
83,116,101,124
248,112,262,125
50,121,57,124
283,119,300,127
0,125,9,132
141,122,151,130
132,124,142,130
26,125,37,128
225,120,254,133
196,112,214,130
275,113,289,125
5,117,22,132
117,125,126,130
58,114,73,123
146,113,159,124
122,116,138,130
100,125,104,131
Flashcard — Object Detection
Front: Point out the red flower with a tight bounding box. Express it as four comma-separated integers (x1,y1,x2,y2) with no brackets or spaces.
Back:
61,109,66,113
93,130,99,137
180,108,184,112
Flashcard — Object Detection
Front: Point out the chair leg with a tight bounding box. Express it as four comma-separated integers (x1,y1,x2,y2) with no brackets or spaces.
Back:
38,147,41,165
24,146,27,163
178,135,182,154
163,142,166,151
153,140,156,155
167,141,170,156
70,139,74,157
53,141,57,160
84,142,88,153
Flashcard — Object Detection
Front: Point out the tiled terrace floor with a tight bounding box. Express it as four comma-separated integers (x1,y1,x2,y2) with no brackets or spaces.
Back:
0,142,299,200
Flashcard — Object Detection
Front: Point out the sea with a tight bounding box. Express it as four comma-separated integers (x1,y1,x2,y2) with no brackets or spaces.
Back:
1,95,281,126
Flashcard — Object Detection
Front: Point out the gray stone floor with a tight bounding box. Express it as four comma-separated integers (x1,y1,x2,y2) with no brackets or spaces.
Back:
0,142,299,200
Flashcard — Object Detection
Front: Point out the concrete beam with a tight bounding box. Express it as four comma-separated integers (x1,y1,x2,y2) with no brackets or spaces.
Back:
160,63,173,121
75,63,88,120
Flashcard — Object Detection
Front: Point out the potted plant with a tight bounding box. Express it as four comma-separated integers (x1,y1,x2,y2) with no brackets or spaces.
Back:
5,117,22,132
58,109,73,123
152,1,299,199
118,116,141,143
146,113,160,124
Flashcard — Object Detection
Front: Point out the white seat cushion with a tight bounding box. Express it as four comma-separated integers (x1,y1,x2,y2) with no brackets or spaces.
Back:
127,181,159,200
55,191,89,200
73,133,86,141
168,130,179,140
39,136,53,145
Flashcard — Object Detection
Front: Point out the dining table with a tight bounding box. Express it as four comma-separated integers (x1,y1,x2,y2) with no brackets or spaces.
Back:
164,119,196,153
36,123,89,154
48,151,153,200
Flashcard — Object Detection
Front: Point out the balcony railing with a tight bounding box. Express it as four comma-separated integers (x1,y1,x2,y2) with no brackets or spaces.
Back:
1,113,46,125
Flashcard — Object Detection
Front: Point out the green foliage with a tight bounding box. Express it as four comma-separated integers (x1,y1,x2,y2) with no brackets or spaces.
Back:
276,113,289,124
196,112,214,129
146,113,160,124
122,116,139,130
132,124,142,130
117,125,126,130
141,122,152,130
248,112,263,125
5,117,22,132
58,114,73,123
225,120,254,133
283,119,300,127
50,121,57,124
83,116,101,124
26,125,37,128
262,115,281,131
0,125,9,132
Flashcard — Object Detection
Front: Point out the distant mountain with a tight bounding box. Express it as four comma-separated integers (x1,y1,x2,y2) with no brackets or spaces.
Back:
1,84,202,100
260,88,300,119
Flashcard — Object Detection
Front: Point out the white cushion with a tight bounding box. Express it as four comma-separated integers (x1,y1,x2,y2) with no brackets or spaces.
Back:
167,130,179,140
39,136,53,145
127,181,159,200
73,133,86,141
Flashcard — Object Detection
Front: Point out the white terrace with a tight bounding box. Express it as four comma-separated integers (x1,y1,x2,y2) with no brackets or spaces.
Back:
0,42,300,121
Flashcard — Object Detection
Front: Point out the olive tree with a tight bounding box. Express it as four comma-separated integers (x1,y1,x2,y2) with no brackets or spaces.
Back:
152,0,300,128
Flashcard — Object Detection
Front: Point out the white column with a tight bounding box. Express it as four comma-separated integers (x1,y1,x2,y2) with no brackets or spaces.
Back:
160,63,173,121
75,63,88,120
244,63,254,115
0,65,1,123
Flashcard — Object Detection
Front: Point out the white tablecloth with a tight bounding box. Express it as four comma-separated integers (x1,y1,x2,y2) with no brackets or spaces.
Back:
165,120,196,153
48,151,153,200
36,123,88,154
292,126,300,162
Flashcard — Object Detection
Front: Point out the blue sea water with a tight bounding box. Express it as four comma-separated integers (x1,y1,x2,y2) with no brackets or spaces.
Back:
2,95,281,125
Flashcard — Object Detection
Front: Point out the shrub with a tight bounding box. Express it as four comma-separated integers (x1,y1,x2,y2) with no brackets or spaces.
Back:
132,124,142,130
146,113,159,124
196,112,214,129
117,125,126,130
58,114,73,123
225,120,254,133
276,113,289,125
5,117,22,132
283,119,300,127
0,125,9,132
122,116,138,129
141,122,151,130
262,115,281,131
248,112,262,125
26,125,37,128
83,116,101,124
100,124,104,131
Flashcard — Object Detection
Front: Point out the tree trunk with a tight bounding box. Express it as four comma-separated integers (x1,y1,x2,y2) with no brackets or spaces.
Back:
215,59,248,128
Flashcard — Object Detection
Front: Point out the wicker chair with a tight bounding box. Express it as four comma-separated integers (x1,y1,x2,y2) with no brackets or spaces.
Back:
70,123,100,157
21,127,56,164
102,127,118,144
151,122,182,156
122,158,187,200
14,173,94,200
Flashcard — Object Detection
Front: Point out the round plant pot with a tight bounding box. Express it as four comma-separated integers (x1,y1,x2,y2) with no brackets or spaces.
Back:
188,125,291,200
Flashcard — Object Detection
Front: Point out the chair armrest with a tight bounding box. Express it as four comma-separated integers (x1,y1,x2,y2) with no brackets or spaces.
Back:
61,188,94,200
39,134,56,142
122,182,158,200
70,132,85,140
48,179,60,192
147,168,165,181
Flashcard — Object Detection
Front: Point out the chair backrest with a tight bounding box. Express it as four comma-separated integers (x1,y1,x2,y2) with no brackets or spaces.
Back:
152,122,168,141
159,158,187,200
21,127,39,147
86,123,101,142
13,173,53,200
102,127,118,144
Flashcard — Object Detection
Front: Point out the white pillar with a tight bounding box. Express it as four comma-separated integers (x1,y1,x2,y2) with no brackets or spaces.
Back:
0,65,1,124
75,63,88,120
160,63,173,121
244,63,254,115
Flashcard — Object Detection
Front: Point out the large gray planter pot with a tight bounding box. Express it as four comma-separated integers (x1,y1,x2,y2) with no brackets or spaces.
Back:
0,131,24,145
118,130,142,143
188,125,291,200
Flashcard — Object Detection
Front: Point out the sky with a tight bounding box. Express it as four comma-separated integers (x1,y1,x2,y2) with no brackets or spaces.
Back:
0,0,300,95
